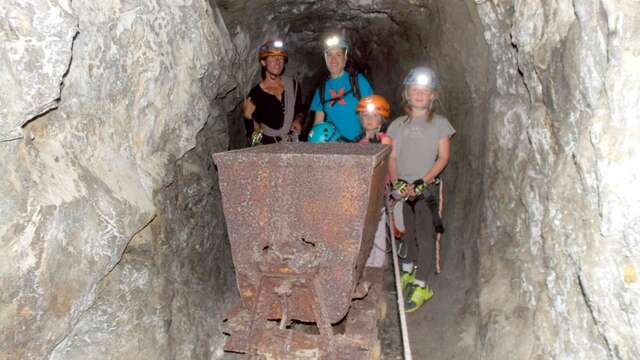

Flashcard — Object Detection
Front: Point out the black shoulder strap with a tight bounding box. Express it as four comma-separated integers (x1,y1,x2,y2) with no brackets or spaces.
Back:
320,77,327,113
320,71,362,115
350,71,361,100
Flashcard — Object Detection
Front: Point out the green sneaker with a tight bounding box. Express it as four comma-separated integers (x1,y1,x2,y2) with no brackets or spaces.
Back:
404,283,434,313
400,271,416,291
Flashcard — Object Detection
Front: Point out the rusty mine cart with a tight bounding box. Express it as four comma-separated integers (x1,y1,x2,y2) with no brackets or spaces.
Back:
213,143,391,360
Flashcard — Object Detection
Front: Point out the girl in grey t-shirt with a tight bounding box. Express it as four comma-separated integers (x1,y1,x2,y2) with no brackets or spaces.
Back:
388,66,455,313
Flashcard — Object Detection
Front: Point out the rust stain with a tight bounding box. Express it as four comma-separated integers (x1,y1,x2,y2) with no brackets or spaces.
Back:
624,265,637,284
52,287,74,318
242,288,254,298
18,305,32,318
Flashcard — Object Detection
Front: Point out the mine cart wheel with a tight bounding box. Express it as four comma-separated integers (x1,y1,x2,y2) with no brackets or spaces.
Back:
369,339,381,360
376,298,387,321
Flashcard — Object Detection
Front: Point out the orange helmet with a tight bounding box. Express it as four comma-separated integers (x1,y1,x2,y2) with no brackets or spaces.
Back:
258,39,288,60
356,95,391,119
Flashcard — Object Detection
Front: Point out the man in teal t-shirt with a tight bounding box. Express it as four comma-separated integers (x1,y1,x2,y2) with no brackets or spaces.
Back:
310,35,373,141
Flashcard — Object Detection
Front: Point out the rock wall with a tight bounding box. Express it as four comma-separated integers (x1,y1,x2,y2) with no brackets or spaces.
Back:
469,1,640,358
0,0,247,358
0,0,77,140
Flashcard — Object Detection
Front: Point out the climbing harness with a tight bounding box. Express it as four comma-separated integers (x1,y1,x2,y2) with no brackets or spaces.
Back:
394,178,446,274
249,76,300,146
250,129,299,147
409,178,445,235
410,178,445,274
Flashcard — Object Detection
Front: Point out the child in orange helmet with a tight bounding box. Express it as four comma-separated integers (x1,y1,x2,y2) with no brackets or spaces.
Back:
356,95,395,267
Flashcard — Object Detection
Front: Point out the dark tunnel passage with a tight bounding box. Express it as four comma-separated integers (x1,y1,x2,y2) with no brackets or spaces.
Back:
1,1,639,359
216,2,489,358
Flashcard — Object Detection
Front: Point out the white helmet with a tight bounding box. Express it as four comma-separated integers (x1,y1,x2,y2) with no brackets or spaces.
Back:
403,66,438,90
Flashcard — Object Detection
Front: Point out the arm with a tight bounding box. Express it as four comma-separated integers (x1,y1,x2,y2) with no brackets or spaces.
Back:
422,137,451,183
242,96,255,121
314,111,325,124
358,73,374,97
310,87,325,124
388,137,398,183
242,95,259,137
291,80,305,134
291,114,304,134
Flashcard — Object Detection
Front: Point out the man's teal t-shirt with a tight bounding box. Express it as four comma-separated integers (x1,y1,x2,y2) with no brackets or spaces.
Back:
310,72,373,141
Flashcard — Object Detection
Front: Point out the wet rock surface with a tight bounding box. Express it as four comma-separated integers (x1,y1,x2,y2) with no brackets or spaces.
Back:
2,0,639,359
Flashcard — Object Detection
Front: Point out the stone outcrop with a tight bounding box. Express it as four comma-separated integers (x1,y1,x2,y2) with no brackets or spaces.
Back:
473,1,640,358
0,0,77,140
1,0,244,359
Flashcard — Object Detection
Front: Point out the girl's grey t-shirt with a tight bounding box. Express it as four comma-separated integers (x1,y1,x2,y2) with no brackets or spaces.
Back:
387,113,456,182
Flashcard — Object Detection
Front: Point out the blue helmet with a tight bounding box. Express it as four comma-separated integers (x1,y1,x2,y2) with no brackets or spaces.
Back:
308,122,341,143
403,66,438,90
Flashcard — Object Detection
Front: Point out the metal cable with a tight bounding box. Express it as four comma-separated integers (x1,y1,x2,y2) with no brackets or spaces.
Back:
386,199,413,360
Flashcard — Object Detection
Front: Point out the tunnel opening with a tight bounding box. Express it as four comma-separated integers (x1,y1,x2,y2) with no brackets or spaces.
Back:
2,1,639,359
216,3,489,356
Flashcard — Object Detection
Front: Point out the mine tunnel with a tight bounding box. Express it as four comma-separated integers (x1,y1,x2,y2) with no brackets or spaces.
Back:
1,1,639,359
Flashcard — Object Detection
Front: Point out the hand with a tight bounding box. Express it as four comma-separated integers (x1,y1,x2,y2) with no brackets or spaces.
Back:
290,120,302,135
242,97,256,119
391,179,409,200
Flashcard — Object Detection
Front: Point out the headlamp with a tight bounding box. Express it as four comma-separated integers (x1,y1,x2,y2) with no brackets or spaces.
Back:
416,74,430,86
273,40,283,48
366,103,376,113
326,36,340,47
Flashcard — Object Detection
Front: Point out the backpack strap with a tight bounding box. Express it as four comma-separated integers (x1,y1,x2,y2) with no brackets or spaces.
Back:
320,71,361,109
349,71,361,100
321,88,355,106
320,77,326,113
319,71,364,126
